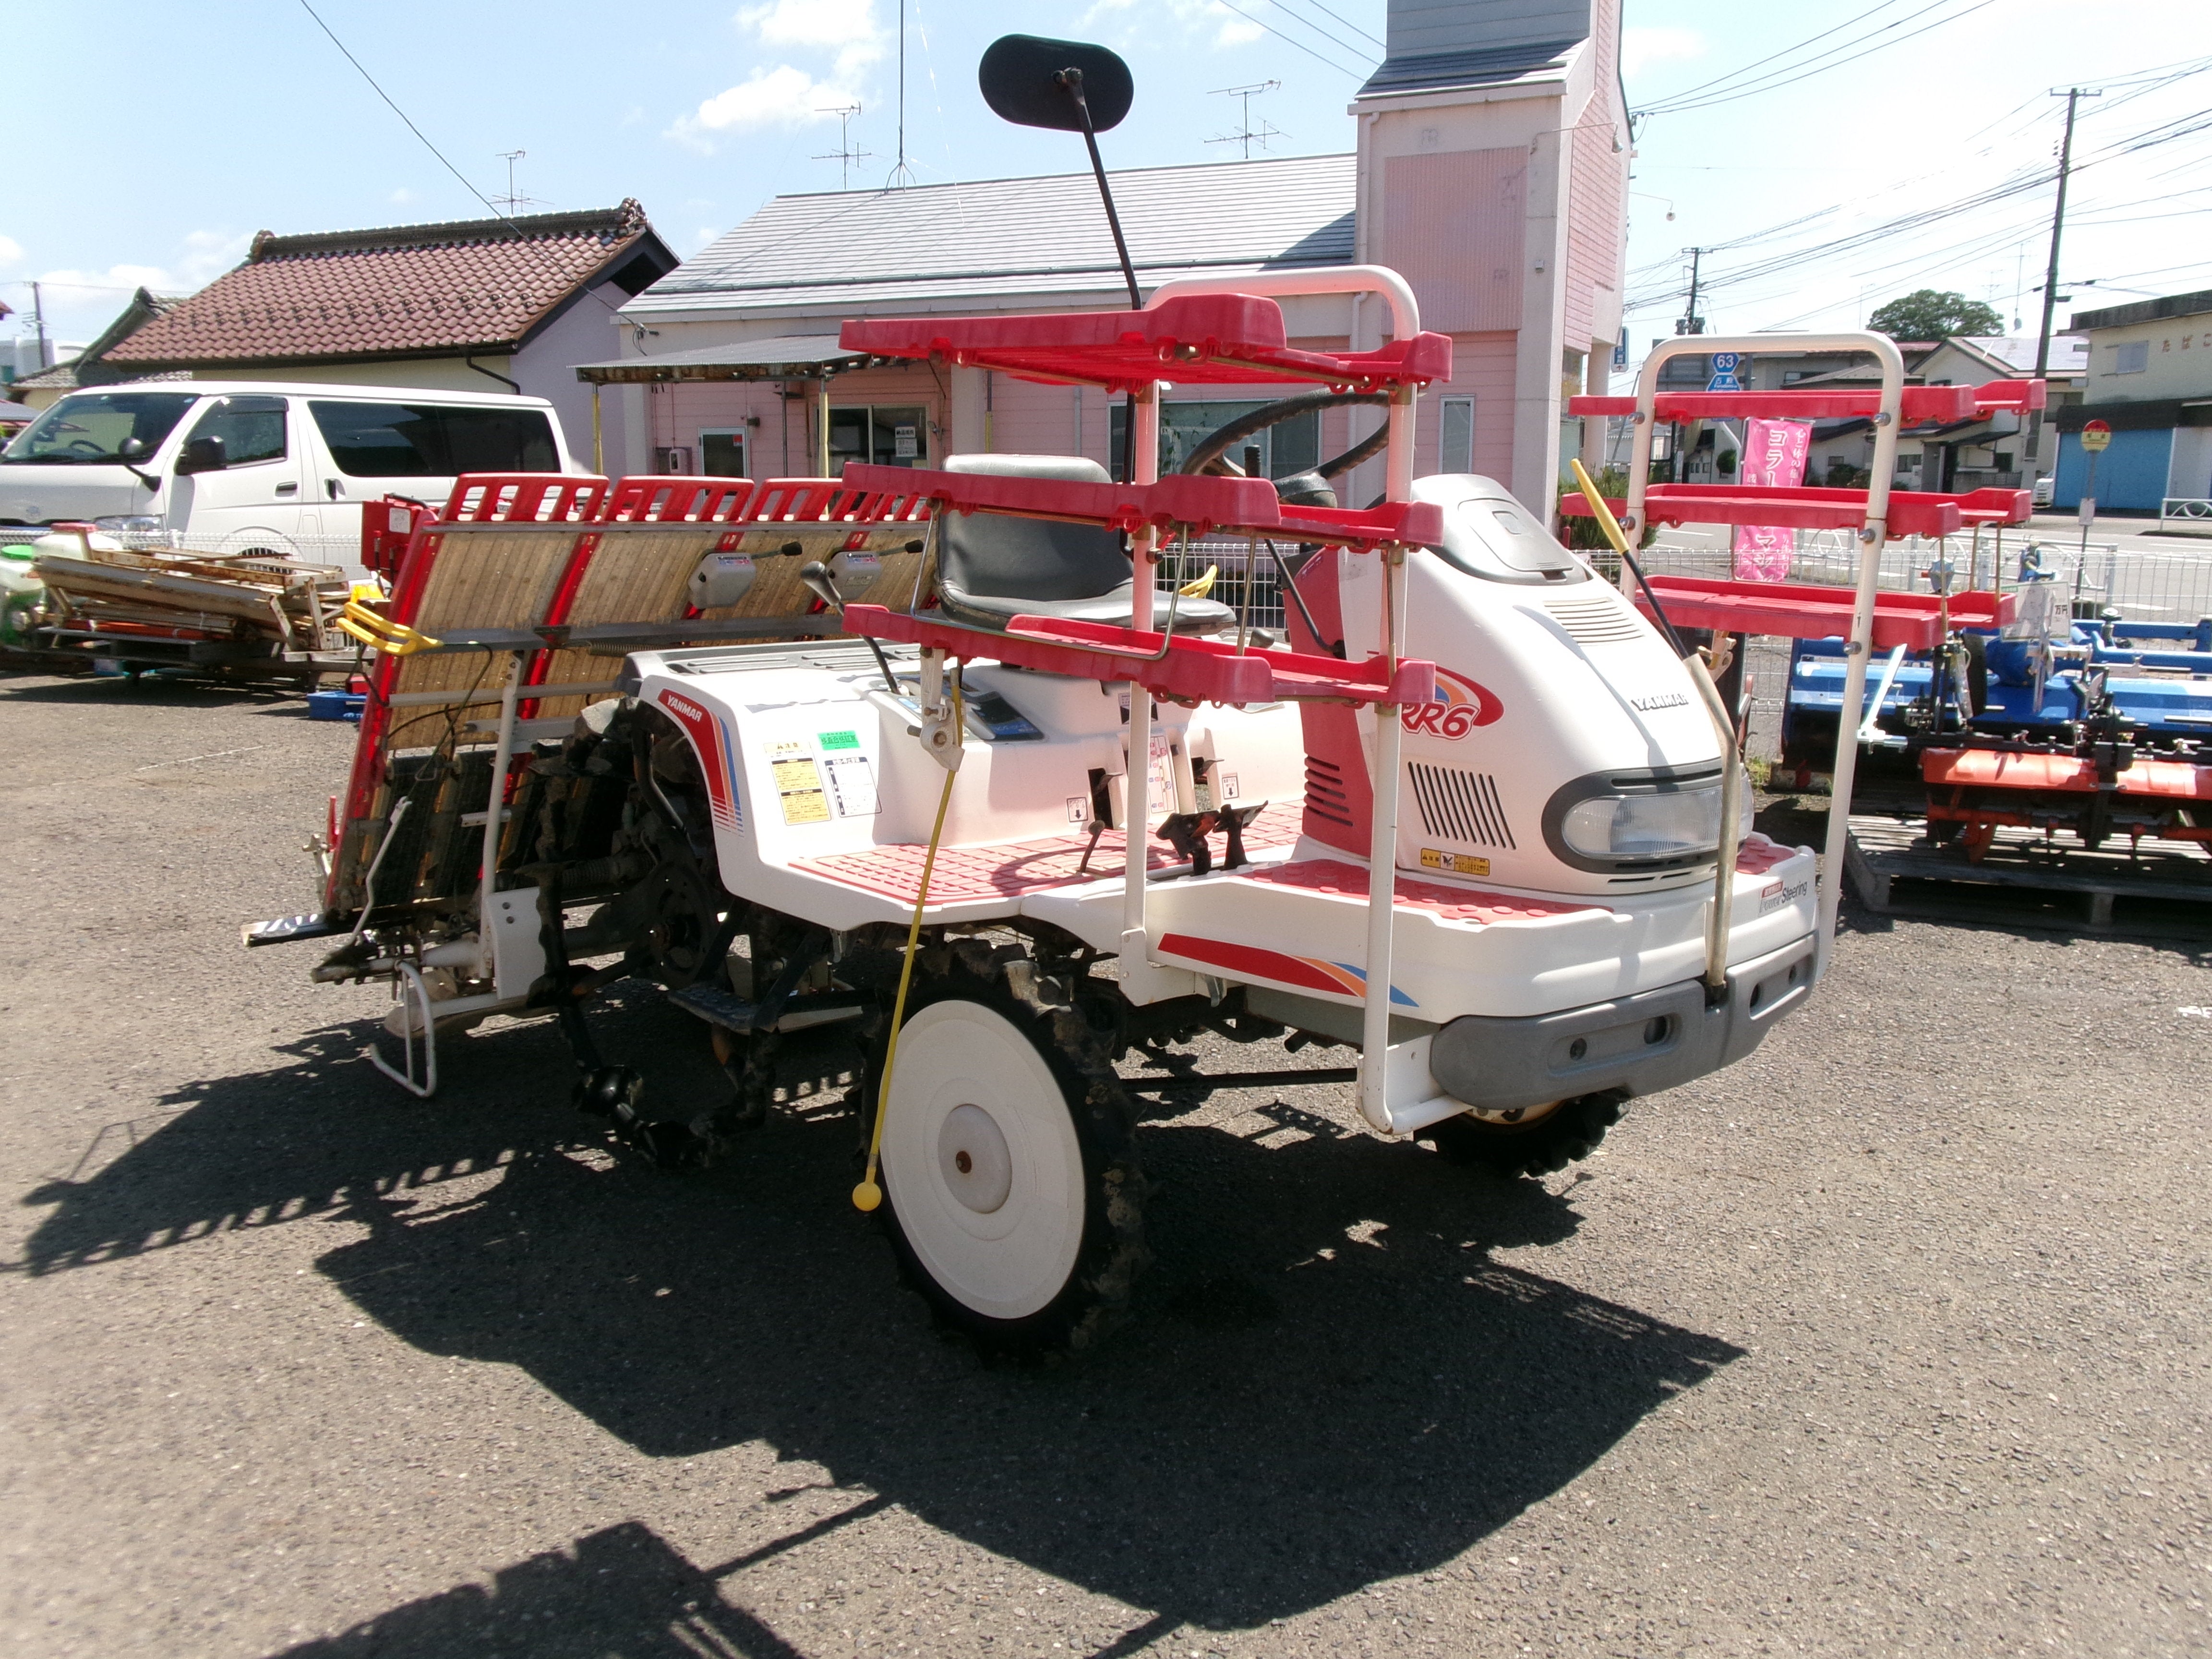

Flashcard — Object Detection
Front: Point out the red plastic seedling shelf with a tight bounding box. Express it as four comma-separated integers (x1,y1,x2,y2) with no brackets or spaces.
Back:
1560,484,2031,537
840,464,1444,551
1633,576,2016,650
1566,379,2045,423
840,294,1454,394
843,604,1435,708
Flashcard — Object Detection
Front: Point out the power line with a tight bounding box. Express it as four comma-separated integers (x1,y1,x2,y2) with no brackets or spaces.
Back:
1277,0,1383,50
1257,0,1382,63
1211,0,1369,80
1635,0,1924,110
1640,0,1999,117
293,0,631,326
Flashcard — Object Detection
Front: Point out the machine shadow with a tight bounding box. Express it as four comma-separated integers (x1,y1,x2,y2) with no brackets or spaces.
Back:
264,1520,803,1659
21,993,1742,1632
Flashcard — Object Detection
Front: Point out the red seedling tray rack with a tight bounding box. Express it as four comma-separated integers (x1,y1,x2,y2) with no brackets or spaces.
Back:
1567,378,2045,424
1634,575,2016,650
841,464,1443,550
844,604,1435,709
1561,484,2032,537
841,294,1453,394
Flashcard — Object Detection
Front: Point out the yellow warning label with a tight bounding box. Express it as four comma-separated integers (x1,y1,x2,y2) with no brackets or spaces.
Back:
1420,848,1491,877
773,757,830,824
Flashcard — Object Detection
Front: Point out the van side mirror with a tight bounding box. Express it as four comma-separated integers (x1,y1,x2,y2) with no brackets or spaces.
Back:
177,435,228,475
118,437,149,462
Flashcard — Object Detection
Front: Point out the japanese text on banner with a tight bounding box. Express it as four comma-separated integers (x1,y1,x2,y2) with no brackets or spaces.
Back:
1731,417,1813,581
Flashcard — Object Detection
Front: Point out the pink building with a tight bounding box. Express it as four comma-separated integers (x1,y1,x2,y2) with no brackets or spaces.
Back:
589,0,1628,516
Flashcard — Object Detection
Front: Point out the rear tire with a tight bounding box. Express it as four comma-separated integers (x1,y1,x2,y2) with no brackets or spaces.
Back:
863,963,1146,1356
1420,1092,1625,1178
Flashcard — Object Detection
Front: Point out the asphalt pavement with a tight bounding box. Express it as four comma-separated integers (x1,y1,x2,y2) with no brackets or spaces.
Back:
1,668,2207,1658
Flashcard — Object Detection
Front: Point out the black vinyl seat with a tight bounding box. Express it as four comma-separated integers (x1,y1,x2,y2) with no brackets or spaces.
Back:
933,454,1236,635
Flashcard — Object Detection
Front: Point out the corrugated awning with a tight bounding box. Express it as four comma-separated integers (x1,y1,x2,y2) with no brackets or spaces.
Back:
572,335,875,384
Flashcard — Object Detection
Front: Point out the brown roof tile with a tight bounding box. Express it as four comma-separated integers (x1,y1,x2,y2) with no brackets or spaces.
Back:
109,201,665,368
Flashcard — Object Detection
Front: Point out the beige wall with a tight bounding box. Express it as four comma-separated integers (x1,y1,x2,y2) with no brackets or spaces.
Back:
2080,312,2212,402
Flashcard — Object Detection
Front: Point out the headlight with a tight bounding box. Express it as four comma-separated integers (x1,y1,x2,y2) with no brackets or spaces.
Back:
93,515,165,535
1544,765,1746,873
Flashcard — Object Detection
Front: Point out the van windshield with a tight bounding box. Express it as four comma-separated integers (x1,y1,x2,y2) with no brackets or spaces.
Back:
309,401,558,476
0,392,200,465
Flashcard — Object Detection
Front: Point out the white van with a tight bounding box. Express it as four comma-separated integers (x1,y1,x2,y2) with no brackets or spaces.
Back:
0,381,583,565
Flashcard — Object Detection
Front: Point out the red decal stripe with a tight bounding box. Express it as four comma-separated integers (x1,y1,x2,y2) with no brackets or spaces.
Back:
1157,933,1357,998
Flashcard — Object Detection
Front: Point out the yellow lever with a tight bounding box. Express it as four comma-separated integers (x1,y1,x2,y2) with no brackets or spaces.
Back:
337,599,442,656
1178,565,1218,599
1567,458,1630,558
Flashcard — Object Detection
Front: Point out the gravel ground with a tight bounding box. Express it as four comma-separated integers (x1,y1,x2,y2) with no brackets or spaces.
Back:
1,667,2207,1659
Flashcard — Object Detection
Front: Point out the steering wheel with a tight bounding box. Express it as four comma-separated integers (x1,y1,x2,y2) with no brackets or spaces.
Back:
63,439,108,458
1178,390,1391,483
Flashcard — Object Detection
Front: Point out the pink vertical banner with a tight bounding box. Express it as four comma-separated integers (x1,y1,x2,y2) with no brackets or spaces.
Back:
1731,417,1813,581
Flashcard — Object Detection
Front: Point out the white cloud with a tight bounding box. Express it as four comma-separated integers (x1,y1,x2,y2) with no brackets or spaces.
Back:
1622,26,1705,80
737,0,882,76
1213,7,1264,47
670,64,860,151
0,234,23,269
389,187,417,206
1084,0,1264,53
671,0,879,150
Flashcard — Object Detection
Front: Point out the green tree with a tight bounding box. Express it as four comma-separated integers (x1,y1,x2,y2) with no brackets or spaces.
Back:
1866,289,2006,342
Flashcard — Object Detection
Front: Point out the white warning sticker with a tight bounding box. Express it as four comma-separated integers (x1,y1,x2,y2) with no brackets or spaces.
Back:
822,753,879,818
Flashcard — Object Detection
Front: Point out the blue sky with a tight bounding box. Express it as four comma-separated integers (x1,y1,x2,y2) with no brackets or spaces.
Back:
7,1,2209,372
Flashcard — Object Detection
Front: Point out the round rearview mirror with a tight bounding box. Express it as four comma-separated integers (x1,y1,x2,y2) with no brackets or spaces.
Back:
118,437,148,462
978,35,1133,133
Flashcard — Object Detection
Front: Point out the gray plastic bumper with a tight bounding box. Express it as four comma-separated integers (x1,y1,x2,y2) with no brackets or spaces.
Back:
1427,931,1816,1115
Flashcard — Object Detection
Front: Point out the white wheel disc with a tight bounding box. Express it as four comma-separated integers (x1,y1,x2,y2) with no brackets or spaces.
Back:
879,999,1086,1322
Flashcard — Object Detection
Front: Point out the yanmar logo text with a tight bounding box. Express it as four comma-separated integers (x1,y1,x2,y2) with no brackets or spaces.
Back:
661,691,708,723
1631,691,1690,712
1400,667,1503,740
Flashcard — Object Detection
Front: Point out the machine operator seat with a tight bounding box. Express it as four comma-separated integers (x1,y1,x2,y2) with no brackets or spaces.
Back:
933,453,1236,635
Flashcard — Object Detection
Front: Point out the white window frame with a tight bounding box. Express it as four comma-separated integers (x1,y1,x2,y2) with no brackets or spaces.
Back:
2113,340,2149,375
1439,396,1475,474
698,427,750,479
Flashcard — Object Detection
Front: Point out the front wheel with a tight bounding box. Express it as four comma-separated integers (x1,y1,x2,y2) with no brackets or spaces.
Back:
864,967,1146,1356
1420,1092,1625,1178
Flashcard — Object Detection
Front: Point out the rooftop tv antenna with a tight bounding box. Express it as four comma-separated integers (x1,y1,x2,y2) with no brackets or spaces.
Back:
814,104,870,191
491,150,542,215
1205,80,1282,160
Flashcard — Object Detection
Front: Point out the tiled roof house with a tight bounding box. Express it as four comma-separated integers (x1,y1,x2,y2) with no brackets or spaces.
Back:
102,201,675,465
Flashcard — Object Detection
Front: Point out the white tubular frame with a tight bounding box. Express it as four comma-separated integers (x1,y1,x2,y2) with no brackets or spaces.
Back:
1618,332,1905,983
1122,385,1162,961
1137,267,1426,1131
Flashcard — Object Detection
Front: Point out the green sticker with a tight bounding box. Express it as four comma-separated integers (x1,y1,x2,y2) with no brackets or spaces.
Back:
818,729,860,750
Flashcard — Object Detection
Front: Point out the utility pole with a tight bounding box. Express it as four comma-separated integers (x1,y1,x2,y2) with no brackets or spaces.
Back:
2030,87,2100,481
31,280,47,371
813,104,869,191
1206,81,1283,160
1677,248,1707,336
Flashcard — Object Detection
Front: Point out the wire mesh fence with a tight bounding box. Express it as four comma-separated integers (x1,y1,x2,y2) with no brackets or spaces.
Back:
1157,534,1292,636
1639,528,2212,624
